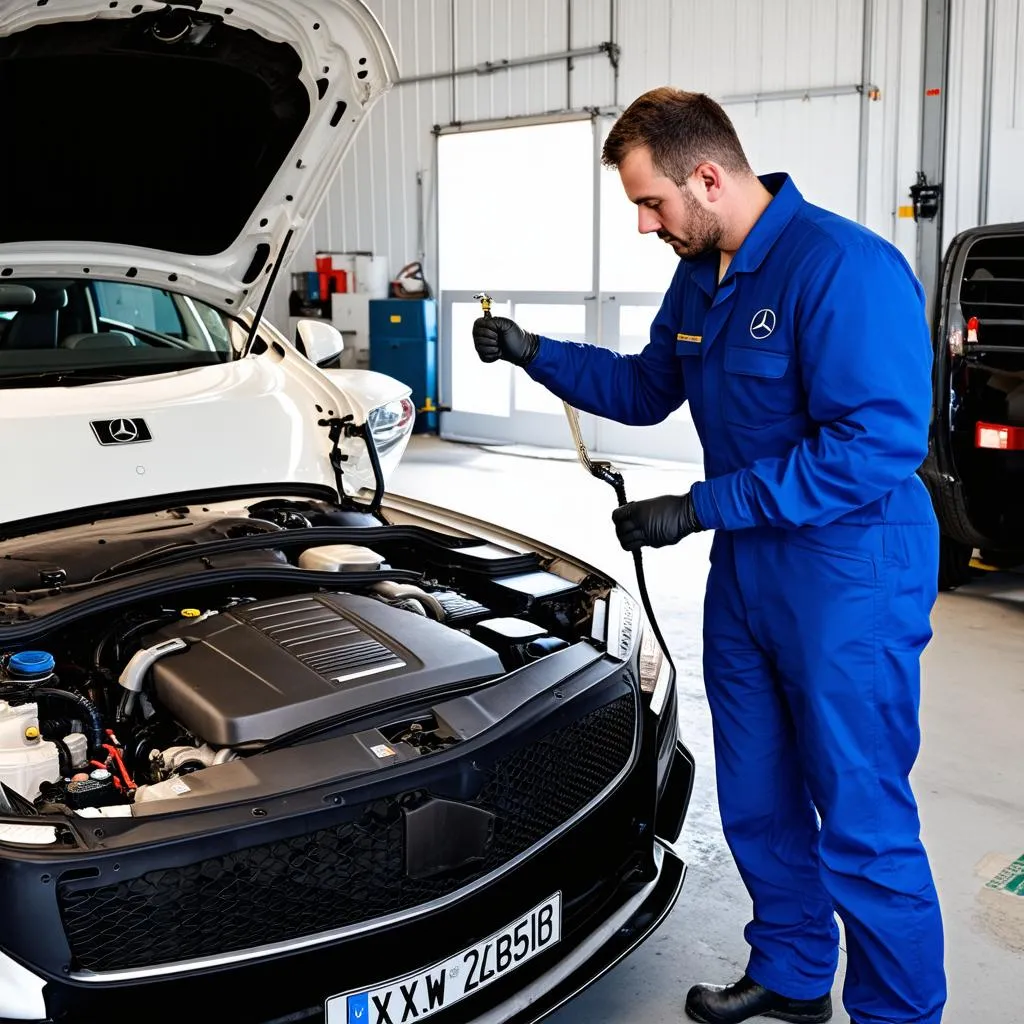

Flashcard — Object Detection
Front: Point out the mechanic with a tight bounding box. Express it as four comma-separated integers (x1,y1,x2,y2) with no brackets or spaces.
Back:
471,88,946,1024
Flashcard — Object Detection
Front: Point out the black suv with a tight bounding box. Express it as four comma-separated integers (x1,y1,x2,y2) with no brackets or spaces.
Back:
921,222,1024,589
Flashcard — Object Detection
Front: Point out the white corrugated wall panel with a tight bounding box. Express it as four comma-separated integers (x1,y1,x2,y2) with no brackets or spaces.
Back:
985,0,1024,225
615,0,669,101
271,0,454,326
569,0,614,109
269,0,934,324
614,0,869,223
454,0,568,123
618,0,864,98
941,0,1024,247
863,0,924,256
943,0,987,248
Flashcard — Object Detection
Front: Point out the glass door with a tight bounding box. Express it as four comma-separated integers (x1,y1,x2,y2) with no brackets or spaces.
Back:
437,113,703,465
591,295,702,464
438,118,598,451
442,290,596,449
588,114,700,464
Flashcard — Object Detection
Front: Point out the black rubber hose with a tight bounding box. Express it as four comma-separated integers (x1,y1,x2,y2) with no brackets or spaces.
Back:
111,617,169,666
51,737,73,778
631,549,671,665
40,718,81,738
33,689,104,758
597,467,673,666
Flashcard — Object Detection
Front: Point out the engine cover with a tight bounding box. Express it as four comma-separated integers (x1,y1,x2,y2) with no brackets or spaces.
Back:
150,593,505,746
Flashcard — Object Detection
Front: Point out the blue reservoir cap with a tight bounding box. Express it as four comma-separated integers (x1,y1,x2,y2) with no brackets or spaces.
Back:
8,651,55,677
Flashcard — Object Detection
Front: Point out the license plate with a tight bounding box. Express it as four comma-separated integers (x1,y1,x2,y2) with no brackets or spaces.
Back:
326,892,561,1024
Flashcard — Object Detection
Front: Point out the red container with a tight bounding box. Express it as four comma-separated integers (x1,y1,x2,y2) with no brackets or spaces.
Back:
316,255,333,300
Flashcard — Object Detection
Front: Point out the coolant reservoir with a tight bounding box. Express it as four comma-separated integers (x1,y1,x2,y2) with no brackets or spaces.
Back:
298,545,385,573
0,701,59,801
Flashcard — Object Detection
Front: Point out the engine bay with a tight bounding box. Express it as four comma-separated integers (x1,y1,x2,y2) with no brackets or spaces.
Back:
148,591,506,747
0,496,611,819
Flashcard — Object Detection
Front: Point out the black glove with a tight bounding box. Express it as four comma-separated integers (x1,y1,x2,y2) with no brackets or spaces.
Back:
472,315,539,367
612,492,705,552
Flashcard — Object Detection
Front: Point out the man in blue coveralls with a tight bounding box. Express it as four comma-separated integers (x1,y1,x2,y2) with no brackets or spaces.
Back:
472,89,946,1024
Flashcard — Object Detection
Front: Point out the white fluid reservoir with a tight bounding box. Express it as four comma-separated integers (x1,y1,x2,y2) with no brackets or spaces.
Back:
298,545,385,572
0,701,59,801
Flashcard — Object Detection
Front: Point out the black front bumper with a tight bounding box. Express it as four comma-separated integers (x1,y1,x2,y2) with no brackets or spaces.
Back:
0,651,694,1024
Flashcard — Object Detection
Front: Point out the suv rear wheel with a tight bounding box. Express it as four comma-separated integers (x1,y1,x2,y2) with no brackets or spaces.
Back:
938,535,974,591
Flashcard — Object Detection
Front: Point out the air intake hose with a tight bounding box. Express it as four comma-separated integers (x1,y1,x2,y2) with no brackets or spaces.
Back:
34,689,105,759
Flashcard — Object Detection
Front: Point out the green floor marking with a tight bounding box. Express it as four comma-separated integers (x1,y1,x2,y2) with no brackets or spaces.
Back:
986,854,1024,895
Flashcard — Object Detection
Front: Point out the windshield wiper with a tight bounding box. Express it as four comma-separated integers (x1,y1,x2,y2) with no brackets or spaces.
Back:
0,369,132,387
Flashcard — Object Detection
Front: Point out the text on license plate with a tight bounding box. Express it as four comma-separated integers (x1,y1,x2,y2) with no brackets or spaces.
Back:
327,892,561,1024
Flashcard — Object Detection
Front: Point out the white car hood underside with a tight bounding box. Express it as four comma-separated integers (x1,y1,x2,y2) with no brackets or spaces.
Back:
0,0,397,311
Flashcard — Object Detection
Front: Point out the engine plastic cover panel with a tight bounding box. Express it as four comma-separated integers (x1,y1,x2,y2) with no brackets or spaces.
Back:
151,593,505,746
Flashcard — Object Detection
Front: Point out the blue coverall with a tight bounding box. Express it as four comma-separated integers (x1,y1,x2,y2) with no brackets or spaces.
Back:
525,174,946,1024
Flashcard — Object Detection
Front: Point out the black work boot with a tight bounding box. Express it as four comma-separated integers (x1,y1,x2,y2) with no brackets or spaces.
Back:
685,974,832,1024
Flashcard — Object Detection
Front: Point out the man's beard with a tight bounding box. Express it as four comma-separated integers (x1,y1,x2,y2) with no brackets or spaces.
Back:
658,188,723,258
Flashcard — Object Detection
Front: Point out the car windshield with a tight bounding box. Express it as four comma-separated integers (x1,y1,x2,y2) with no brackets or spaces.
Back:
0,278,239,385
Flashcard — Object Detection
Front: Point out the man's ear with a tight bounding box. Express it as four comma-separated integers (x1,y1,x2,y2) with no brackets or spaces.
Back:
692,162,726,204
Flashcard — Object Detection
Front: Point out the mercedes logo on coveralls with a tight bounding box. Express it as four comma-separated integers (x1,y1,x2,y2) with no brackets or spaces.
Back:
90,418,152,446
749,308,777,340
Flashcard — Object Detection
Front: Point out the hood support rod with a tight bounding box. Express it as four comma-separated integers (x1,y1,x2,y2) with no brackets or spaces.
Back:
243,229,293,357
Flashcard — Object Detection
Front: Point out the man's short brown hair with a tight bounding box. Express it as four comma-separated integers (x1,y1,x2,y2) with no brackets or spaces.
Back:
602,87,752,183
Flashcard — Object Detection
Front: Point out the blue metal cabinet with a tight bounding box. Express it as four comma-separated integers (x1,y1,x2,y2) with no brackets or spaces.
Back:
368,299,438,433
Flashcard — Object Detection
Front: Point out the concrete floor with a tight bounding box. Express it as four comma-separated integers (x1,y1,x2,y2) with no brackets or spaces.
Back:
390,435,1024,1024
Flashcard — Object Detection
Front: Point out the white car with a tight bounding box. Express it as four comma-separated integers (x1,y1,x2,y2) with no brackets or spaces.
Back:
0,4,694,1024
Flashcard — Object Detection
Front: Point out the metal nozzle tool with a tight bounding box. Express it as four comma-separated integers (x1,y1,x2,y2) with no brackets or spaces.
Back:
473,292,493,319
562,402,627,505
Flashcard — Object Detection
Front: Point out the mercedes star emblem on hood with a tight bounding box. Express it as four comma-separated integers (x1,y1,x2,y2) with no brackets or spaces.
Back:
91,418,152,446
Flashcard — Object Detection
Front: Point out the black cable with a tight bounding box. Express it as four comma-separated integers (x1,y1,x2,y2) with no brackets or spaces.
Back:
604,473,673,666
633,547,671,661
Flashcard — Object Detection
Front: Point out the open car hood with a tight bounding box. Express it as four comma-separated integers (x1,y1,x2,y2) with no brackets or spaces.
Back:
0,0,397,311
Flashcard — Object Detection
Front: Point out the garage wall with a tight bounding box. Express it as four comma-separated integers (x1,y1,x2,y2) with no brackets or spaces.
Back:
269,0,613,327
985,0,1024,226
944,0,1024,248
616,0,867,223
268,0,928,328
943,0,989,246
865,0,926,261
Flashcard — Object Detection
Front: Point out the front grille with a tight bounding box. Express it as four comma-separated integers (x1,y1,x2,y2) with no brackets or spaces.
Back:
58,694,636,973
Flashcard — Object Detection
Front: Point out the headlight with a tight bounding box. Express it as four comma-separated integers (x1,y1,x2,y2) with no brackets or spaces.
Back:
638,622,674,717
368,397,415,454
0,822,58,845
600,590,675,716
0,948,47,1019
